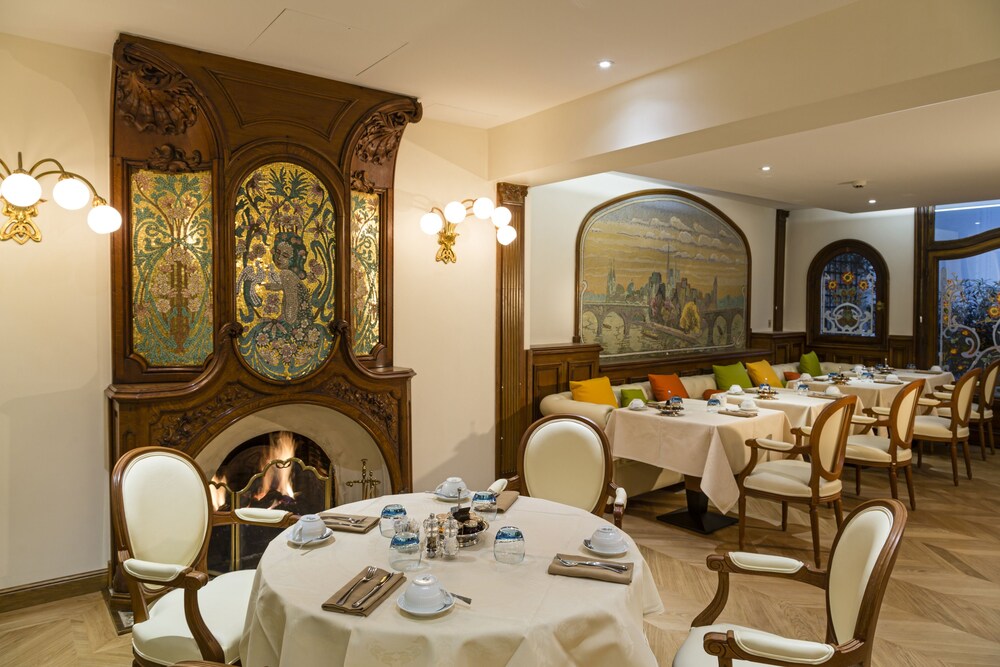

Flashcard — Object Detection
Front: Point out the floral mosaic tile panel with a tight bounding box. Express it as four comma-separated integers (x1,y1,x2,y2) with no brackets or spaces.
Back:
350,191,380,356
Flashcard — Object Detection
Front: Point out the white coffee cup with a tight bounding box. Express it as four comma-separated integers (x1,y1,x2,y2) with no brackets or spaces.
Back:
628,398,645,410
929,365,943,372
403,574,445,611
291,514,325,541
727,384,743,394
591,526,626,551
825,385,842,396
436,476,466,497
885,374,899,382
799,373,813,382
739,398,757,411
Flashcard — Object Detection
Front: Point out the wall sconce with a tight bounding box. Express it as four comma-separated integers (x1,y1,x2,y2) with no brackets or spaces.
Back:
0,152,122,244
420,197,516,264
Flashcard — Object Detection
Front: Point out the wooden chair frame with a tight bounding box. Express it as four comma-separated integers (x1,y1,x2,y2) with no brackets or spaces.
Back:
112,446,297,667
847,379,924,510
970,359,999,458
690,498,908,667
915,368,980,485
510,414,626,527
738,395,857,567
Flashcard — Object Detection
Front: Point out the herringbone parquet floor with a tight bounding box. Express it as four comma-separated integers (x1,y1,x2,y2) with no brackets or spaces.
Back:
1,447,997,666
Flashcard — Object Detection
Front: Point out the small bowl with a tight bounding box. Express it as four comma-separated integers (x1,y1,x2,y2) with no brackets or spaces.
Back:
590,526,626,552
885,374,899,382
739,399,757,411
628,398,645,410
799,373,813,382
825,386,842,396
929,365,944,373
403,574,445,611
727,384,744,395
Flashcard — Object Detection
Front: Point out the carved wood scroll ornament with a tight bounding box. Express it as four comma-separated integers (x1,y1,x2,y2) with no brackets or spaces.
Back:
355,111,414,165
114,44,200,135
147,144,204,172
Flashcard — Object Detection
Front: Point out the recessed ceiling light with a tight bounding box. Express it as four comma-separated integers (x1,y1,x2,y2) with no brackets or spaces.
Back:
760,165,771,172
598,59,614,69
868,199,877,204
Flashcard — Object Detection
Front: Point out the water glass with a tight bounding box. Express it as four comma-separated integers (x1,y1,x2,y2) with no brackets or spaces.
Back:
471,490,498,521
380,503,407,537
493,526,525,564
796,382,809,396
388,519,422,571
706,395,722,413
906,362,917,370
670,395,684,409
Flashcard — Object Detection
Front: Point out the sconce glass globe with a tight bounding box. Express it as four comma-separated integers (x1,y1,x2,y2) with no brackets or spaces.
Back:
472,197,495,220
419,211,444,235
53,176,91,210
491,206,512,228
87,204,123,234
443,200,467,223
496,224,517,246
1,171,43,207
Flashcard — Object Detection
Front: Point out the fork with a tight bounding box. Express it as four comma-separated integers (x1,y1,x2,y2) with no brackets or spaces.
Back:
322,516,365,524
335,566,377,605
557,557,629,573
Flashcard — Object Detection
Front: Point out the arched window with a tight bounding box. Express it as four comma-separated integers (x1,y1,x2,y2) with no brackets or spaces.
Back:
806,240,888,348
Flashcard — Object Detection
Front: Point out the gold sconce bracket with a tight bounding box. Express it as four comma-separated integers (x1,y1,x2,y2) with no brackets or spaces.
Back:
420,197,515,264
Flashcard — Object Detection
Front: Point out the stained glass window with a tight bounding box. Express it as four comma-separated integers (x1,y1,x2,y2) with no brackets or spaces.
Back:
933,199,1000,241
819,252,877,338
937,250,1000,376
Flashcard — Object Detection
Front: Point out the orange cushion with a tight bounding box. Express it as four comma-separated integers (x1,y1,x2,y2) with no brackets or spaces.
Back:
784,371,801,382
747,360,783,387
702,388,720,400
569,376,618,407
648,374,689,401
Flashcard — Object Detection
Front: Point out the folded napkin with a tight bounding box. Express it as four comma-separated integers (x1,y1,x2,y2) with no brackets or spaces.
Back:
322,568,405,616
496,490,520,513
911,369,941,375
807,392,838,400
319,513,379,534
718,409,757,418
876,379,904,385
547,554,633,584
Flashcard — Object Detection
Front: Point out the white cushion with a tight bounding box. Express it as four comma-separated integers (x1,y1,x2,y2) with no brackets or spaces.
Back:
674,623,834,666
680,374,718,398
524,419,606,512
743,460,842,498
234,508,289,524
938,405,993,420
912,415,969,439
798,425,812,437
754,438,795,452
845,435,911,463
828,506,894,643
870,406,891,416
851,415,877,426
123,559,188,584
729,552,803,574
941,383,955,391
132,569,254,666
539,392,615,426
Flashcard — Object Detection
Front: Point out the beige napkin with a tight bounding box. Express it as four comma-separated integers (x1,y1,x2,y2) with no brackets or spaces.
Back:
319,513,379,534
547,554,633,584
718,409,757,418
910,369,940,375
807,392,838,400
322,568,405,616
496,490,519,513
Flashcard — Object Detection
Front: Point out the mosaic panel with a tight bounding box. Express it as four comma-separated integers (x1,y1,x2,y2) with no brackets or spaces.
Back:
938,250,1000,376
131,169,214,366
234,162,336,381
350,191,380,356
819,252,877,337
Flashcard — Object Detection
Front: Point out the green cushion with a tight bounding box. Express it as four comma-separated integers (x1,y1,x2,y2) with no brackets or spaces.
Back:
799,351,823,377
713,362,752,390
619,387,648,407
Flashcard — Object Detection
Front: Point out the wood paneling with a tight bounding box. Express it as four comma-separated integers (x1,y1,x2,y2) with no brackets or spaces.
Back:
773,209,788,331
527,343,601,420
749,331,804,365
0,570,106,614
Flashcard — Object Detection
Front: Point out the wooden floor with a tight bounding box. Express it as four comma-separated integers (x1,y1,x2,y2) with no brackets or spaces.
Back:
1,446,998,666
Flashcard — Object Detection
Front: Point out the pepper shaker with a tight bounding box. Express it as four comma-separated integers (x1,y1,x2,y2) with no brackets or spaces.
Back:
423,513,440,559
442,516,459,559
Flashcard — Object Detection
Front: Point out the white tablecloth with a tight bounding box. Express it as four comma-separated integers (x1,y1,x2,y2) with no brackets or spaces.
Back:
723,389,856,429
806,379,903,408
240,494,662,667
892,370,954,393
605,401,791,513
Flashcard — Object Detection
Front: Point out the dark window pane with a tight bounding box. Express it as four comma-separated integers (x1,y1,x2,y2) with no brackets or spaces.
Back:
820,252,877,337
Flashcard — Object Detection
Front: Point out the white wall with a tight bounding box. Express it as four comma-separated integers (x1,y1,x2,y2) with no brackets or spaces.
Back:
0,34,113,589
785,208,914,335
527,173,777,346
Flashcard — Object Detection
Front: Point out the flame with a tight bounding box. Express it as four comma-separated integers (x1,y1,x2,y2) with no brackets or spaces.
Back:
209,473,228,511
254,431,298,501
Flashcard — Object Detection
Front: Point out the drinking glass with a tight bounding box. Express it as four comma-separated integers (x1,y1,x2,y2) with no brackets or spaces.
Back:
706,395,722,413
471,490,498,522
670,395,684,410
493,526,525,564
380,503,407,537
389,519,423,571
796,382,809,396
906,362,917,370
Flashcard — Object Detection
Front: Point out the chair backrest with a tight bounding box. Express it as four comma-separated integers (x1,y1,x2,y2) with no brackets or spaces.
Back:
517,414,612,515
951,368,981,427
979,359,1000,414
826,499,907,646
112,447,212,574
888,379,924,452
810,395,857,475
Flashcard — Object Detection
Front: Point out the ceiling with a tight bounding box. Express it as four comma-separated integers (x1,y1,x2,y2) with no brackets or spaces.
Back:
4,0,999,212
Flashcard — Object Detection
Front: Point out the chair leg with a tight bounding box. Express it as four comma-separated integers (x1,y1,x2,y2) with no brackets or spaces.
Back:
979,421,987,460
903,464,917,511
781,501,788,531
809,504,821,568
833,499,844,529
917,441,923,468
888,466,899,500
949,440,959,486
738,495,747,550
855,465,862,495
962,439,973,480
989,420,996,454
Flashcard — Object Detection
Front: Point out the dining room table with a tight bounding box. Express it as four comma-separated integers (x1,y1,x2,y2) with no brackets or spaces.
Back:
239,493,663,667
722,387,859,429
805,376,906,408
605,399,791,533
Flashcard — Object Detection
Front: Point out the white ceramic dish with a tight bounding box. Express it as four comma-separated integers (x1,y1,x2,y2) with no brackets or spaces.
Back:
397,591,455,617
434,491,471,502
287,527,334,547
583,538,628,557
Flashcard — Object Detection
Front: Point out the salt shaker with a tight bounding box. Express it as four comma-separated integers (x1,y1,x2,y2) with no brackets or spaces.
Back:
442,516,459,559
423,513,440,559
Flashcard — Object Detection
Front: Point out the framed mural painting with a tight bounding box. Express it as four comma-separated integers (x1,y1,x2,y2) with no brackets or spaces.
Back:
575,190,750,363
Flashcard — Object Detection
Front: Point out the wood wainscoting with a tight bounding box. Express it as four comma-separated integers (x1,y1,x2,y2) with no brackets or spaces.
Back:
750,331,915,369
0,570,106,614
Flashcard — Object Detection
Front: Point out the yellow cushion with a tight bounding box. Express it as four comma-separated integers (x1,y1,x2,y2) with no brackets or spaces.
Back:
569,376,618,408
747,360,783,388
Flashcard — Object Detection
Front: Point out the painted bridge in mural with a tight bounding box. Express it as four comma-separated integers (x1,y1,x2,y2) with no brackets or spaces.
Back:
582,301,744,345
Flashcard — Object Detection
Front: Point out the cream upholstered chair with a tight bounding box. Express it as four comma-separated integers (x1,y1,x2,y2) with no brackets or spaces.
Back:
512,414,627,527
673,499,907,667
112,446,296,666
738,395,857,567
936,359,999,460
911,368,980,485
845,379,924,510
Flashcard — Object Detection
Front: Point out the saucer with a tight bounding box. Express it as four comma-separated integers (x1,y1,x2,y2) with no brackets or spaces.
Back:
287,527,334,547
583,538,628,557
397,591,454,617
434,491,472,502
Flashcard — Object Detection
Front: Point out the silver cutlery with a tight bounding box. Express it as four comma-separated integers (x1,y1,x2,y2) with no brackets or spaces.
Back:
557,557,630,573
322,516,365,524
444,591,472,605
352,572,392,608
336,566,377,605
293,532,330,549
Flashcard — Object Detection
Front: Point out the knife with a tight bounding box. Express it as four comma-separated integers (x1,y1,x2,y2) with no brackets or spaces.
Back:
351,572,392,608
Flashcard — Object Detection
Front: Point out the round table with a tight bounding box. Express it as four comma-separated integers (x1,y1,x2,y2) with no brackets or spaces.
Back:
239,493,662,666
